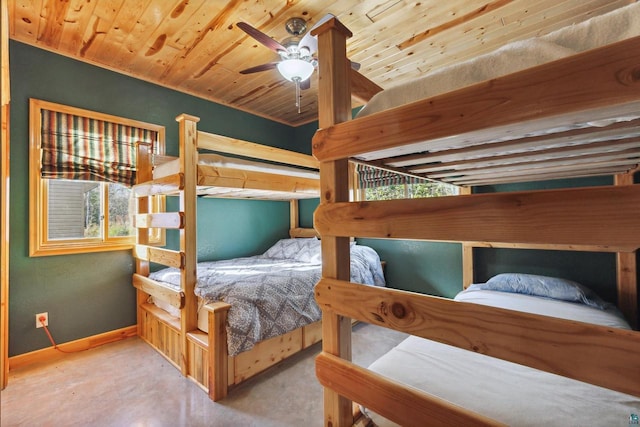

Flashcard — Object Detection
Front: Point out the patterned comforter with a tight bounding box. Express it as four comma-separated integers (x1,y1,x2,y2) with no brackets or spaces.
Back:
149,240,385,356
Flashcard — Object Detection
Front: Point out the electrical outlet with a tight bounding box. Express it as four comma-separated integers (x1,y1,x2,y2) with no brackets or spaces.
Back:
36,312,48,328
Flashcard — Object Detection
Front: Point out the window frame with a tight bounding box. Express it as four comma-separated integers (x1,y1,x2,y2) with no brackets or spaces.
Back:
29,99,165,256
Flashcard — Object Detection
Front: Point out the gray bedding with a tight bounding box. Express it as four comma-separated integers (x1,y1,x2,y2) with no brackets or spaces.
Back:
149,239,385,355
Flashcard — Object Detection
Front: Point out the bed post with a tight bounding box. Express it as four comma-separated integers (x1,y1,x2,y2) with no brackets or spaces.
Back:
614,172,638,329
177,114,200,376
312,18,354,427
135,142,152,337
459,187,474,289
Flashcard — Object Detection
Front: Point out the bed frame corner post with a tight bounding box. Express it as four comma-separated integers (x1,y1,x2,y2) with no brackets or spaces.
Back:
134,142,152,337
313,16,355,427
614,172,638,329
176,114,200,376
206,302,230,401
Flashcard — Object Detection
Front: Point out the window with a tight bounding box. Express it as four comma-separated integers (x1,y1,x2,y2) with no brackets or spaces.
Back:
353,163,459,201
29,99,165,256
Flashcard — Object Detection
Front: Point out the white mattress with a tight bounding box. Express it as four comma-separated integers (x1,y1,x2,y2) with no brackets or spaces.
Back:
358,2,640,125
364,290,638,426
153,152,319,180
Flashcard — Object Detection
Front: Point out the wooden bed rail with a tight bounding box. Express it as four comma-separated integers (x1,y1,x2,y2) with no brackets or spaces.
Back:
314,185,640,251
197,131,319,170
315,278,640,398
316,352,504,427
133,274,184,309
132,173,184,196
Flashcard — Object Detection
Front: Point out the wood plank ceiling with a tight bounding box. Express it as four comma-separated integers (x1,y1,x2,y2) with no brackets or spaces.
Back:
7,0,636,127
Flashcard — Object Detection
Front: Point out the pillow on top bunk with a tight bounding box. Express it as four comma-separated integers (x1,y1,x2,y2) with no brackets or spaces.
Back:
471,273,609,309
262,238,321,263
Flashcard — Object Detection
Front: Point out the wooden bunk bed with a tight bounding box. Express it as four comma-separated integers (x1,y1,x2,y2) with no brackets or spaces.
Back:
311,5,640,426
132,115,324,401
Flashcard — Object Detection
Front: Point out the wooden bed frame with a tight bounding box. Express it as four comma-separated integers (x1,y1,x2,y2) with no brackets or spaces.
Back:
311,17,640,426
132,114,321,401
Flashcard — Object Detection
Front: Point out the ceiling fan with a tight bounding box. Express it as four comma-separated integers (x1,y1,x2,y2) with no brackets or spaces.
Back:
237,14,358,113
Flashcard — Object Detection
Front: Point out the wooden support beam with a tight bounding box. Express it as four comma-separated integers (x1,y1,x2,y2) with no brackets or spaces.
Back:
133,245,184,269
312,16,355,427
132,173,184,196
177,114,199,377
132,274,184,309
315,185,640,251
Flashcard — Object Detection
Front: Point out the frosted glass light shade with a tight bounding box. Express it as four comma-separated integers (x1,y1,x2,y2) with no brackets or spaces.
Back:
277,59,314,82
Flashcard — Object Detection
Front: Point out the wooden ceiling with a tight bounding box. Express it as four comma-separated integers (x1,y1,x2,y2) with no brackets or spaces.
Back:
7,0,636,127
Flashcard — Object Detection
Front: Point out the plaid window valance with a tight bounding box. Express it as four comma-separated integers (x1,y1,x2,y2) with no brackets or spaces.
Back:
40,110,158,187
356,163,423,189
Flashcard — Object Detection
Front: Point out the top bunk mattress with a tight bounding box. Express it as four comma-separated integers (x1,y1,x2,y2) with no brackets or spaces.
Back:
153,152,319,180
152,152,320,199
358,2,640,118
310,2,640,187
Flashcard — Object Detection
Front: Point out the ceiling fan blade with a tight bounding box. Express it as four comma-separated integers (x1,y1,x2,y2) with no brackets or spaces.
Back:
239,62,279,74
298,13,336,54
237,22,287,53
350,60,361,71
300,78,311,90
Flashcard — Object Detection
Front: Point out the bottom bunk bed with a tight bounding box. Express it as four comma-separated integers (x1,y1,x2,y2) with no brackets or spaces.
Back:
136,236,385,399
356,274,639,426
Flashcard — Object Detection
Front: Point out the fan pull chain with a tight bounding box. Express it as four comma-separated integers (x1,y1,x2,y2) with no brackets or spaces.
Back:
295,78,302,114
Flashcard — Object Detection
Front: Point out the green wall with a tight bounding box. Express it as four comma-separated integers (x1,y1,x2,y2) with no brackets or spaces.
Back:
8,41,307,356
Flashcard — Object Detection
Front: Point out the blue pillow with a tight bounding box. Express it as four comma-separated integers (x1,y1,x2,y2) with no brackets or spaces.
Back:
474,273,608,309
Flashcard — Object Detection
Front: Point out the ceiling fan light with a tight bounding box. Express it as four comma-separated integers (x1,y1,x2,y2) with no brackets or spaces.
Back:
277,59,314,82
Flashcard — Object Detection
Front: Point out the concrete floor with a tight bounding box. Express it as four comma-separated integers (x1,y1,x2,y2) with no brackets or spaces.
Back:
1,323,407,427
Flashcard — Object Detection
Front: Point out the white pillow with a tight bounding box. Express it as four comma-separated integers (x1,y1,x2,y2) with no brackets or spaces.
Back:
262,238,321,263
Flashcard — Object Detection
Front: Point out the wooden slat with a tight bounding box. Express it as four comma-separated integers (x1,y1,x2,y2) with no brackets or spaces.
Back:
314,185,640,251
133,212,184,229
132,274,184,309
197,187,319,200
393,122,640,168
313,35,640,163
464,240,630,253
132,173,184,196
349,68,383,104
133,245,184,269
314,278,640,397
234,328,303,383
316,352,505,427
289,227,319,238
197,131,319,170
197,165,319,195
